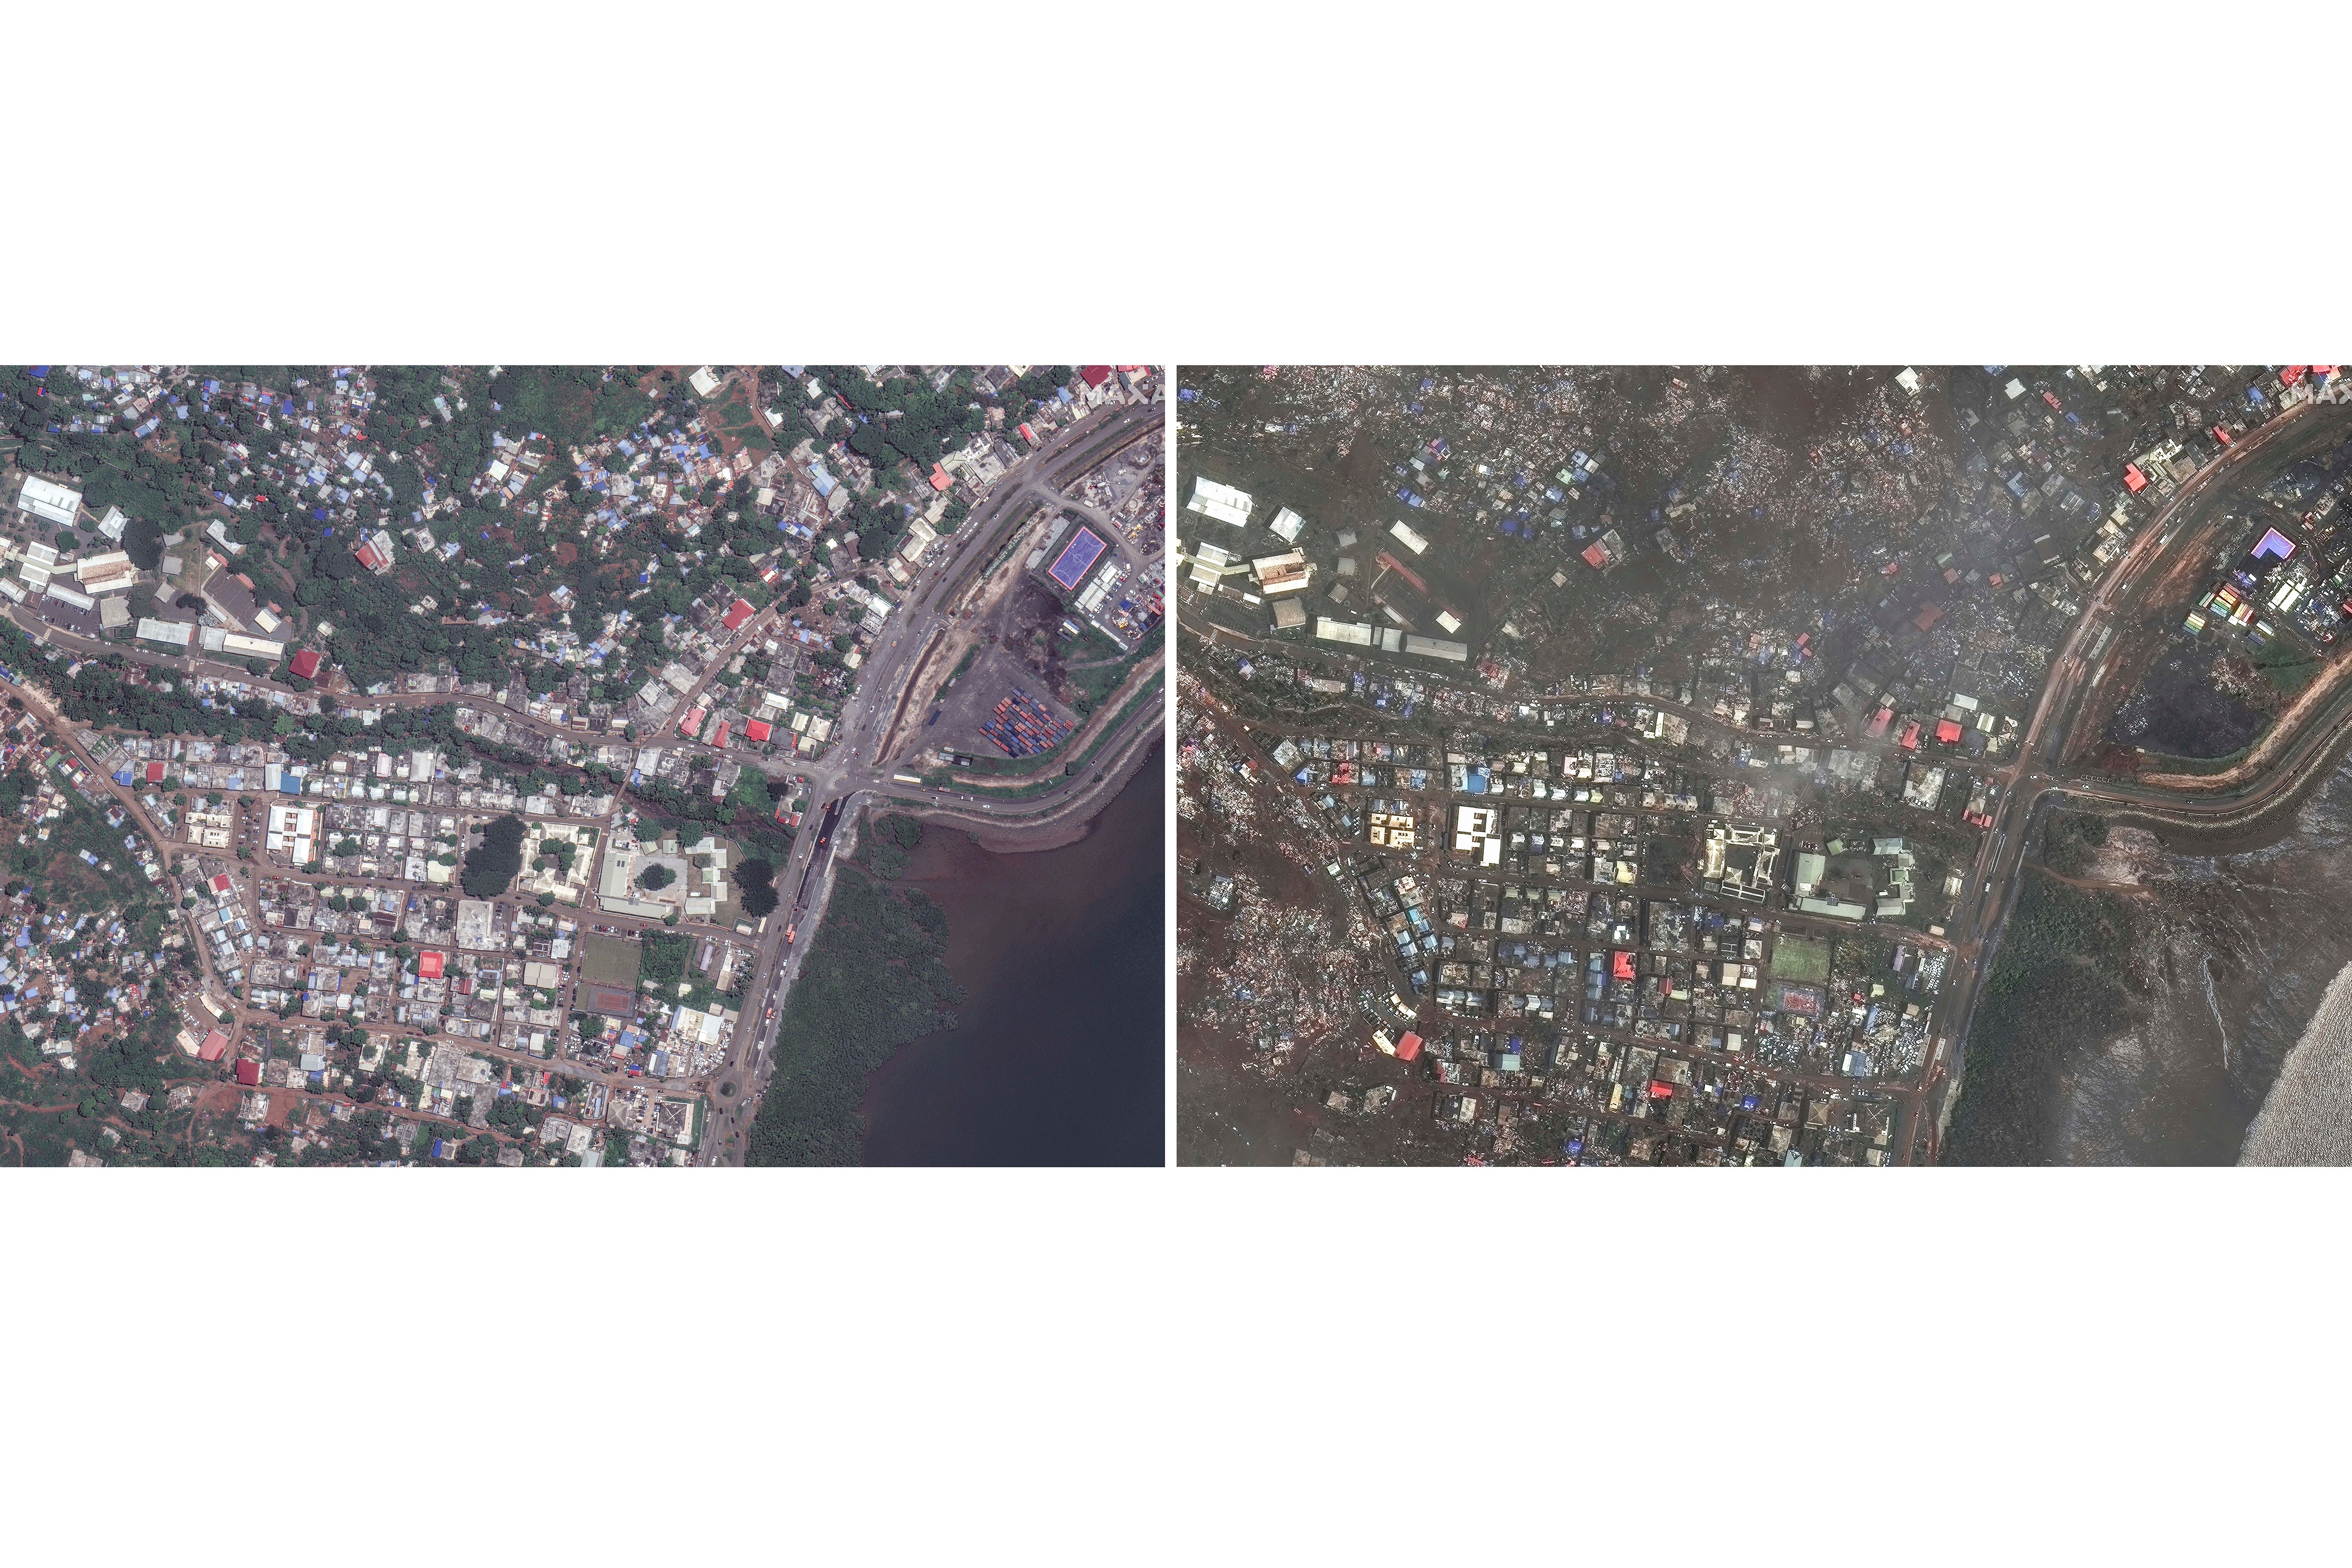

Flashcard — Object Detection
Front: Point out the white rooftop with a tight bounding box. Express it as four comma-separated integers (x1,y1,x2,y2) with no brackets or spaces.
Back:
1186,478,1253,528
15,476,80,527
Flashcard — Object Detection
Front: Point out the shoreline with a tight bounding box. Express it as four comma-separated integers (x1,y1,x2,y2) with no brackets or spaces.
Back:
916,693,1163,855
856,742,1164,1165
2239,958,2352,1165
956,737,1156,853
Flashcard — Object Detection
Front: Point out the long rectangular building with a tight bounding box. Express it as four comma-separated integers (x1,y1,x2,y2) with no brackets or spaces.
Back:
1314,616,1374,647
138,617,194,648
1186,478,1253,528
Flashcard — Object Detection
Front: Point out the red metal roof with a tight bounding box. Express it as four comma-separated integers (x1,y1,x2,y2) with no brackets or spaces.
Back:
1581,543,1610,569
145,762,166,784
1394,1031,1423,1063
721,598,755,632
711,722,728,750
289,648,322,679
1935,719,1963,745
199,1030,230,1062
417,951,444,980
2122,463,2147,493
1080,365,1111,388
680,707,705,735
744,719,772,743
1610,950,1636,982
233,1058,260,1085
928,463,952,492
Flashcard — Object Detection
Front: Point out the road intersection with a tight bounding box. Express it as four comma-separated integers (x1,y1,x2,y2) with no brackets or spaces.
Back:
1920,399,2352,1156
9,398,1166,1165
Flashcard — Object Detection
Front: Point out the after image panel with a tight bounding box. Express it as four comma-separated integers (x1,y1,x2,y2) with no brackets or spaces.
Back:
1174,363,2352,1167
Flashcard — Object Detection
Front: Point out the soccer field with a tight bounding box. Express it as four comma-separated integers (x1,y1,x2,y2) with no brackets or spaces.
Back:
579,932,642,989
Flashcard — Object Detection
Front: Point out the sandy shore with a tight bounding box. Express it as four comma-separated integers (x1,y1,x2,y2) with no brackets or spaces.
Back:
2240,959,2352,1165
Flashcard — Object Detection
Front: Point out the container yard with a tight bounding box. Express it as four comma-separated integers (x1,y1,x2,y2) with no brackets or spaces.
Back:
981,688,1077,757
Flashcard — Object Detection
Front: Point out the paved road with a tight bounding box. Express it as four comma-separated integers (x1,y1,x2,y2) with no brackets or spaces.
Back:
682,399,1163,1165
15,396,1167,1166
1921,397,2352,1158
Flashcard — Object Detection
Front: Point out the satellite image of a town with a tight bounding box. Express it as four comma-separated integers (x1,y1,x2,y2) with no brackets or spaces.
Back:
0,363,1165,1168
1176,364,2352,1167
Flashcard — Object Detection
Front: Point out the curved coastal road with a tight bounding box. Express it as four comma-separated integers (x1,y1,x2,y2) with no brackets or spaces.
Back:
1925,397,2352,1157
14,397,1168,1167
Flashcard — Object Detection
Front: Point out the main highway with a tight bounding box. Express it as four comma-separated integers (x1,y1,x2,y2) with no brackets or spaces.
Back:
1920,395,2352,1158
11,395,1167,1166
682,398,1164,1165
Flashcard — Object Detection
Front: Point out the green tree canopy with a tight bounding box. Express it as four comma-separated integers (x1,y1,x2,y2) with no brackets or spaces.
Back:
461,814,527,898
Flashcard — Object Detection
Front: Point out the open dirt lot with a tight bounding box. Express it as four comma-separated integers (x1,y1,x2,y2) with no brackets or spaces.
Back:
924,645,1082,760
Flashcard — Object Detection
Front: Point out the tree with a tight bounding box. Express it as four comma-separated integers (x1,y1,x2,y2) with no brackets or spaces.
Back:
737,857,779,919
743,871,961,1166
460,814,527,898
637,862,675,891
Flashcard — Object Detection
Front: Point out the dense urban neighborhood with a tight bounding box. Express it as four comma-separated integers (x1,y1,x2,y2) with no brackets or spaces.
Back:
0,363,1165,1166
1176,364,2352,1166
